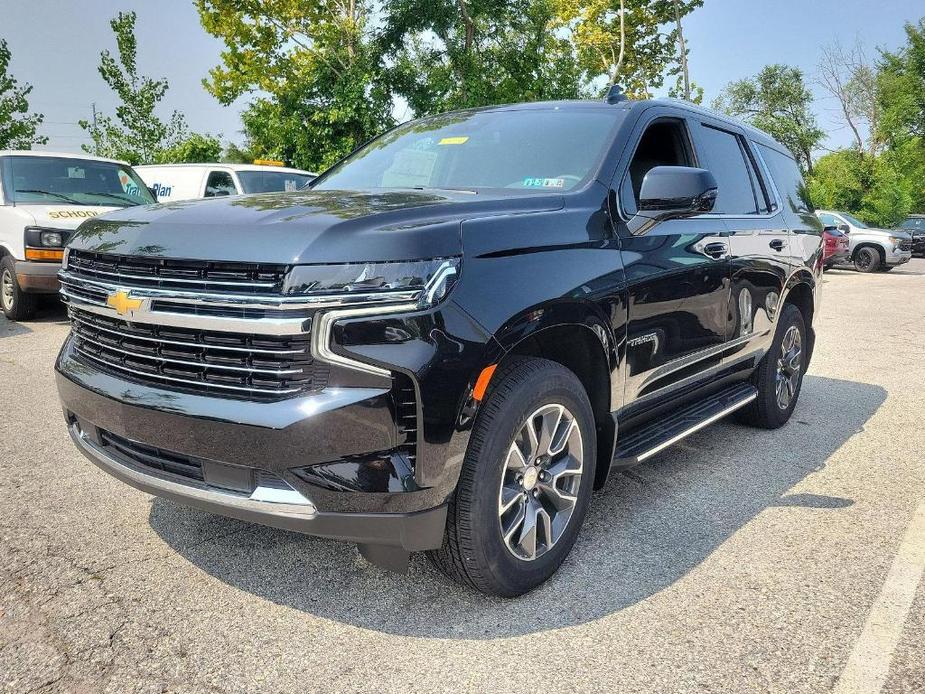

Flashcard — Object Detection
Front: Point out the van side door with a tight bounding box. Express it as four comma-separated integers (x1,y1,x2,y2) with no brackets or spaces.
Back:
613,108,732,409
689,120,791,369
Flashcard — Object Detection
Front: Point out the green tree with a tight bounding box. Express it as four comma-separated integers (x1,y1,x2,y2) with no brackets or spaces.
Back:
0,38,47,149
713,64,825,173
552,0,701,98
806,149,873,213
157,132,222,164
197,0,393,172
80,11,214,164
381,0,582,115
878,18,925,145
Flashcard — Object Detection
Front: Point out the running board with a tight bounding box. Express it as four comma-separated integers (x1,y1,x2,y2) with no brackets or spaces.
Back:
611,382,758,468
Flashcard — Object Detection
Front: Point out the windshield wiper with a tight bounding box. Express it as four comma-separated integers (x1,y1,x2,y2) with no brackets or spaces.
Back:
410,186,478,195
14,189,88,205
82,191,140,206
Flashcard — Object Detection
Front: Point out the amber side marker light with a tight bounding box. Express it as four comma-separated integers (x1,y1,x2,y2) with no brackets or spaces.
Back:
25,248,64,261
473,364,498,402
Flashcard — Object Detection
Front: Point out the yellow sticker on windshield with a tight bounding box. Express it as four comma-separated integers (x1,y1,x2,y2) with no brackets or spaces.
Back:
439,136,469,145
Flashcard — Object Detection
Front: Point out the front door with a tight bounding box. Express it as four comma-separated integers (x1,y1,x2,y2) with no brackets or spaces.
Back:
613,112,731,407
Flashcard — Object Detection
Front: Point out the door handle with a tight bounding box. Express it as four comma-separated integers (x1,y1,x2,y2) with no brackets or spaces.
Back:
769,239,786,251
701,241,728,259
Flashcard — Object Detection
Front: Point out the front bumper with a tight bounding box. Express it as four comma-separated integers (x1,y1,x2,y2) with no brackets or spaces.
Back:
65,418,446,550
15,260,61,293
56,340,449,550
885,249,912,266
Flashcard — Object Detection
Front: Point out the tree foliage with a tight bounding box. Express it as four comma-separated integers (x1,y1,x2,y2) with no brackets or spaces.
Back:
197,0,393,171
80,11,217,165
380,0,582,116
713,64,825,173
552,0,701,98
0,38,47,150
878,18,925,145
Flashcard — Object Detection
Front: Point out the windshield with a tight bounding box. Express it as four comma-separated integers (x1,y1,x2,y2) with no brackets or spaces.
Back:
840,212,869,229
2,156,156,207
238,170,313,194
313,108,621,193
900,217,925,231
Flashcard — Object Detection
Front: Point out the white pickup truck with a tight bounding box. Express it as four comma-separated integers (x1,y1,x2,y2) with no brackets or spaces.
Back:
0,151,156,320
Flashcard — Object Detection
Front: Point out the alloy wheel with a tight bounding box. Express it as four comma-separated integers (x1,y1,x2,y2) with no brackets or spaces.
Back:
775,325,802,410
1,269,13,311
497,403,583,561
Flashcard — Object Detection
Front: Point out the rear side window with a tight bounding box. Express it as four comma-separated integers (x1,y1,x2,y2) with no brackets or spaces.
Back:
756,144,812,214
205,171,236,197
818,212,839,226
694,125,760,215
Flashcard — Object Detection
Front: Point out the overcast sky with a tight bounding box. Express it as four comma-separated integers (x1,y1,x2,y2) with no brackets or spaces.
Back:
2,0,922,157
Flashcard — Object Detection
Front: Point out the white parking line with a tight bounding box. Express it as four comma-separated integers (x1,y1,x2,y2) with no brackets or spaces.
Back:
833,503,925,694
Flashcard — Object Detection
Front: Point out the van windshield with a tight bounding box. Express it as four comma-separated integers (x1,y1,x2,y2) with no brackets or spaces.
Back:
313,108,622,193
238,170,313,194
2,156,156,207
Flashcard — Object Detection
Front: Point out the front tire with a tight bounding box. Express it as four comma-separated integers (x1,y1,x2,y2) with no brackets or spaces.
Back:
428,357,596,597
736,303,806,429
853,247,881,273
1,256,39,321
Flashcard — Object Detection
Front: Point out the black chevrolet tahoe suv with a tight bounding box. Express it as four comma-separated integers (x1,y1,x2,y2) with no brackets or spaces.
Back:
56,98,822,596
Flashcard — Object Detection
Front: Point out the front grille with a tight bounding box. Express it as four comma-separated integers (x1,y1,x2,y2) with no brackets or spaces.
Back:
69,307,327,399
97,428,292,493
99,429,204,483
899,240,912,252
67,250,289,294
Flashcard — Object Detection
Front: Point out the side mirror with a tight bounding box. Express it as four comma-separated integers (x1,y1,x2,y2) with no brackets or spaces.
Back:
638,166,717,219
148,186,158,201
838,224,850,233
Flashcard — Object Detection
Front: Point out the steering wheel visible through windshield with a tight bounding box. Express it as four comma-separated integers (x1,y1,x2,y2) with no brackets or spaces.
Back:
313,107,622,194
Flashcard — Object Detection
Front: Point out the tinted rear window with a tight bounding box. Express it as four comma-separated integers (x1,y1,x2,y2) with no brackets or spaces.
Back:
757,144,811,214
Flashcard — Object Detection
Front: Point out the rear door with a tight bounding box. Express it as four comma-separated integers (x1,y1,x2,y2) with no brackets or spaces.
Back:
689,120,791,369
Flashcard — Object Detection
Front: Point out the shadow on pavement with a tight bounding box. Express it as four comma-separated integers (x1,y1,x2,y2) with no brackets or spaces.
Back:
149,375,886,638
0,298,67,339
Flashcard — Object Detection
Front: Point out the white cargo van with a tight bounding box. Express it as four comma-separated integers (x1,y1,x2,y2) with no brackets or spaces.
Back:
135,163,316,202
0,151,156,320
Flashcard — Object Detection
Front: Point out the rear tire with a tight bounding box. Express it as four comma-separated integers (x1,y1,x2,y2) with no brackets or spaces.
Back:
428,357,596,597
0,256,39,321
853,247,881,273
736,303,806,429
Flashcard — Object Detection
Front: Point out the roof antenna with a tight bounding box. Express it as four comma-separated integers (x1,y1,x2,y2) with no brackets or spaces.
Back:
604,84,627,104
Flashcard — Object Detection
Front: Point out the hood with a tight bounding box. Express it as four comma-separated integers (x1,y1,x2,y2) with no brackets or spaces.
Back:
20,204,121,230
68,189,564,264
862,227,911,240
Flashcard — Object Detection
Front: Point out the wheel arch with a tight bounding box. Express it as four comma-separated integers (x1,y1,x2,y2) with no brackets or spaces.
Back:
781,272,816,366
484,302,621,490
852,242,886,263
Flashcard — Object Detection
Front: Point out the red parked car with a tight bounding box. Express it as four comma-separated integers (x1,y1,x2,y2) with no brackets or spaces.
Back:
823,225,849,269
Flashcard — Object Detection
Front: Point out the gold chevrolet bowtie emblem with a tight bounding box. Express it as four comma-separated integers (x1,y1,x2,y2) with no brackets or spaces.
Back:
106,290,143,316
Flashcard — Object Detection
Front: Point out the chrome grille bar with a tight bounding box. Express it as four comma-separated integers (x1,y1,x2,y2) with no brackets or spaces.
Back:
73,333,303,376
69,313,303,355
74,346,303,395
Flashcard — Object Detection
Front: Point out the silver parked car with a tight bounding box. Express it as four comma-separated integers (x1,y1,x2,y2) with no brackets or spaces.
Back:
816,210,913,272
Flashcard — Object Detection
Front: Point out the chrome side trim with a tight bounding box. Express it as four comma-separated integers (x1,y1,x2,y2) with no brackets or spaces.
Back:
638,332,759,392
312,303,419,378
635,392,757,463
70,423,317,518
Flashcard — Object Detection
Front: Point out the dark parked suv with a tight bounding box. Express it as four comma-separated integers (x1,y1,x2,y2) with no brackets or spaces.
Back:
56,97,822,596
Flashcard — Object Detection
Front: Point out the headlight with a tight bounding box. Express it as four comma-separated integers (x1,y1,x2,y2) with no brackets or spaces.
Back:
284,257,460,309
41,231,64,247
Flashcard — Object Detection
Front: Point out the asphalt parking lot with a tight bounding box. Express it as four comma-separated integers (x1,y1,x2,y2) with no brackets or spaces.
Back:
2,261,924,693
